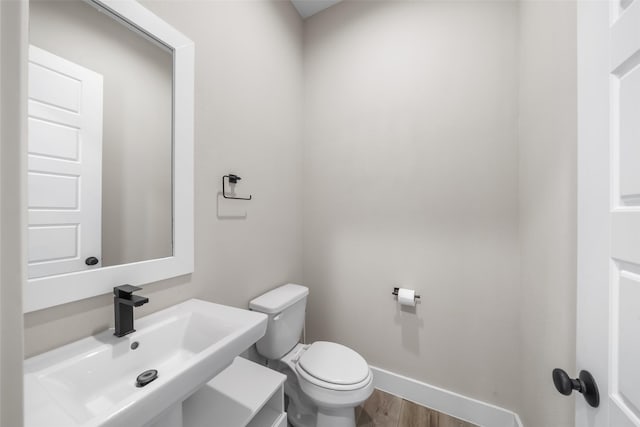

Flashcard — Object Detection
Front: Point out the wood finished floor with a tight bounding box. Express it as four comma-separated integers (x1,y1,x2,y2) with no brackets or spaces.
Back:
356,389,478,427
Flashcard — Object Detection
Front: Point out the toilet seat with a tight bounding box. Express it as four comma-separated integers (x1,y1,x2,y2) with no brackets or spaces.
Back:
295,342,371,391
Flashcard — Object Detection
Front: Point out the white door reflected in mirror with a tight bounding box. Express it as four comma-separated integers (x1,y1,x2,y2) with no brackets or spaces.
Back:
28,46,103,279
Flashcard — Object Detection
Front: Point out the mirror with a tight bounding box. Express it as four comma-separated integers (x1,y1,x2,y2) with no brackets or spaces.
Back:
28,0,173,278
24,0,194,313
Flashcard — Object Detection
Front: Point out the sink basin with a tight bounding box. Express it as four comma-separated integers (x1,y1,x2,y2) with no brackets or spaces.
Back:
24,299,267,427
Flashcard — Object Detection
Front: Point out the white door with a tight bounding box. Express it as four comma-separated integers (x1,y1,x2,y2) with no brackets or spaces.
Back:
27,45,103,279
577,0,640,426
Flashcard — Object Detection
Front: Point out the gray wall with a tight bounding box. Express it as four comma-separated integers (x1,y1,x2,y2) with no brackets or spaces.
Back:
24,0,304,357
302,0,522,413
302,1,578,422
518,1,577,426
29,0,173,267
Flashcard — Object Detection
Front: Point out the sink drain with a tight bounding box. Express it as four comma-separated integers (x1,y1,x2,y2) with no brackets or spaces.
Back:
136,369,158,388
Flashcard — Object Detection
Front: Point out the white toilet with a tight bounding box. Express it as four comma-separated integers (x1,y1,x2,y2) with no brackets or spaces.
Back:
249,284,374,427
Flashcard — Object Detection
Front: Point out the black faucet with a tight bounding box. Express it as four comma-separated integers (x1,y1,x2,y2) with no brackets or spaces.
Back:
113,285,149,337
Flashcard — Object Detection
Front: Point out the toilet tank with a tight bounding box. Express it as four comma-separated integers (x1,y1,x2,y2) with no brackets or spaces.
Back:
249,284,309,360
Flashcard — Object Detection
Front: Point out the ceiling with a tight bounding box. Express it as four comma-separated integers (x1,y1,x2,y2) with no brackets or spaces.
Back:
290,0,344,19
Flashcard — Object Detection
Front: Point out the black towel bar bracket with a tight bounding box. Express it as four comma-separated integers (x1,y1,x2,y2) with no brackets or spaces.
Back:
222,174,252,200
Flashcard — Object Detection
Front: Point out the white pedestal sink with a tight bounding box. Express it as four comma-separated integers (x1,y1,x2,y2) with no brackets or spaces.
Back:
24,299,267,427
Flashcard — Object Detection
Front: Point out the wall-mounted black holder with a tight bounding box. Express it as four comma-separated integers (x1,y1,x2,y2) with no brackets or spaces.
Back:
222,174,252,200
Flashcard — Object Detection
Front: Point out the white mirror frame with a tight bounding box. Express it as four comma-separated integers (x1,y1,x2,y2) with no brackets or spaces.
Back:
24,0,194,313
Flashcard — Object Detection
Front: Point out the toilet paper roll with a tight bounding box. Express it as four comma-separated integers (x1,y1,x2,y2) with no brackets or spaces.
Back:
398,288,416,307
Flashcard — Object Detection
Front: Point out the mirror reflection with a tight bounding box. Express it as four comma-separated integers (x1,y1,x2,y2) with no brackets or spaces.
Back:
28,0,173,279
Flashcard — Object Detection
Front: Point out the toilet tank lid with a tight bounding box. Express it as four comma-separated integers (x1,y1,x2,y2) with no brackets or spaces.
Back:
249,284,309,314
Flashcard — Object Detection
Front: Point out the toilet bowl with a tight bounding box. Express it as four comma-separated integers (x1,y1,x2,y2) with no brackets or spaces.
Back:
249,284,374,427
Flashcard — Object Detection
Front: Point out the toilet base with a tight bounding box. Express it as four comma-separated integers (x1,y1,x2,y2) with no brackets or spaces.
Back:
287,399,316,427
316,406,356,427
288,402,356,427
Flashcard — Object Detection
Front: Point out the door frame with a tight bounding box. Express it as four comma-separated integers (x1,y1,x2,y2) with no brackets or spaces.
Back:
0,0,28,425
576,0,614,425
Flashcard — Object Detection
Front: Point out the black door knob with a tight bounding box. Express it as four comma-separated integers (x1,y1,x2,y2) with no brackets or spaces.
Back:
85,256,99,266
553,368,600,408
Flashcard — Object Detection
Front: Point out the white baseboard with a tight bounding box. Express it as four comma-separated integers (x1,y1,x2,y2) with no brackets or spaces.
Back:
370,366,522,427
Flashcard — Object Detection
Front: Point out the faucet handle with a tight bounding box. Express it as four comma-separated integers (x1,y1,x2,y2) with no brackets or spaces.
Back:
114,284,142,297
